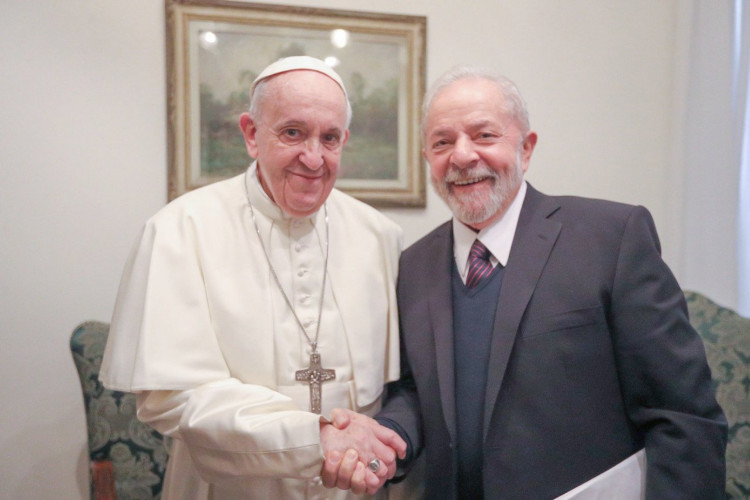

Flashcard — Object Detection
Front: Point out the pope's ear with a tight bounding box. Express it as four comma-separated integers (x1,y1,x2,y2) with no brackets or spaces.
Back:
341,129,350,148
239,113,259,159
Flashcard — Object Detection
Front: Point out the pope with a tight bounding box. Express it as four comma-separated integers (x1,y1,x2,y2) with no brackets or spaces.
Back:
100,56,407,499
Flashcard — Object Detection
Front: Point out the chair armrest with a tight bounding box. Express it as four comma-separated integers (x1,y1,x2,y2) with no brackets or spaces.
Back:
91,459,117,500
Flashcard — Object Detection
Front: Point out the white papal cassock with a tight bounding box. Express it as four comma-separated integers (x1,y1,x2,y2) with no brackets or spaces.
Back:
100,163,403,499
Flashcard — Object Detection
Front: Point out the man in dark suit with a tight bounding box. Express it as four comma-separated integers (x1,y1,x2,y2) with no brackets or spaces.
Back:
326,66,727,499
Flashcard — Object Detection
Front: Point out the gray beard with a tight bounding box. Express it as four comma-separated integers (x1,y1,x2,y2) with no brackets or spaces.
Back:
431,156,523,226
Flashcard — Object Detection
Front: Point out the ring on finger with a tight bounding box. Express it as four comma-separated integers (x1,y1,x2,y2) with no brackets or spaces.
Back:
368,458,381,472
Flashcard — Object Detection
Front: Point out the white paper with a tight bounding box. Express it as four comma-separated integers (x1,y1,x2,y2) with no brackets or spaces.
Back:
554,449,646,500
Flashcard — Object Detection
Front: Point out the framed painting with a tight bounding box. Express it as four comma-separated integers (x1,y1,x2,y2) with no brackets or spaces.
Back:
166,0,427,207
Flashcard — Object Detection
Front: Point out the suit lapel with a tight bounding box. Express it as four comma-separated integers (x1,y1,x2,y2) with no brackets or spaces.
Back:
425,222,459,443
482,187,562,439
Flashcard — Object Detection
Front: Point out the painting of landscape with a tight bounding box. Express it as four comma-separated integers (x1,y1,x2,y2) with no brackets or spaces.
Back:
195,25,401,182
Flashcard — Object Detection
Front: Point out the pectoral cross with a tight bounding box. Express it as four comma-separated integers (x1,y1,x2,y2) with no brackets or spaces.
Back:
295,351,336,414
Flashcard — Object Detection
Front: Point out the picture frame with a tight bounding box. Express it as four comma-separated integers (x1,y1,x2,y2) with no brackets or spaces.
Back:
165,0,427,207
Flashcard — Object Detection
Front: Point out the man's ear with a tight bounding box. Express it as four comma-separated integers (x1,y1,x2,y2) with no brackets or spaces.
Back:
520,130,538,173
341,129,350,149
239,113,259,159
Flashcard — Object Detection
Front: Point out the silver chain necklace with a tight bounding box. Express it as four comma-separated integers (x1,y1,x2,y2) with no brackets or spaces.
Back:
245,170,336,414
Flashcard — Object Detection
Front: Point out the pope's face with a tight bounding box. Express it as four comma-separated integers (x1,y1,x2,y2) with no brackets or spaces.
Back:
423,78,537,229
240,70,349,217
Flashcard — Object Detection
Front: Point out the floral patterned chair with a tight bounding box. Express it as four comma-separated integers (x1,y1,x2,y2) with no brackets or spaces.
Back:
686,291,750,499
71,321,169,499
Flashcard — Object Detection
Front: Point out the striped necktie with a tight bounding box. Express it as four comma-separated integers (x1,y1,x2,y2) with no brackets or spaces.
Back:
466,239,494,288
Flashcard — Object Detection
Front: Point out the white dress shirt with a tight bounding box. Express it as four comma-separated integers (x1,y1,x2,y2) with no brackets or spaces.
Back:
452,181,527,282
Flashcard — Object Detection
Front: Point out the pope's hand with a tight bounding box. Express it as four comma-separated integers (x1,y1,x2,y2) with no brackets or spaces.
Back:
320,408,406,495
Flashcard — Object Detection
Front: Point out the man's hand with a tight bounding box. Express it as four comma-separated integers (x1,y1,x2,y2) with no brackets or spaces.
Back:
320,408,407,495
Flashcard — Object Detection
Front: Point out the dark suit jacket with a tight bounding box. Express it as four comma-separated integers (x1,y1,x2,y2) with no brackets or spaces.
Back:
379,185,727,499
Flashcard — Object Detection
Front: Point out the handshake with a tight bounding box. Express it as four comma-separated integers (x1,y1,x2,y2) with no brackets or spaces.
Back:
320,408,407,495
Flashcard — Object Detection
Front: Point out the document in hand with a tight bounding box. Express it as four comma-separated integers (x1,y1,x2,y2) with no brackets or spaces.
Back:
554,449,646,500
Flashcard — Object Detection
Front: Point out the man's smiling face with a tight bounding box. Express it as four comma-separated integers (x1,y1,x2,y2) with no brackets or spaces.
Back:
423,77,536,230
240,70,349,217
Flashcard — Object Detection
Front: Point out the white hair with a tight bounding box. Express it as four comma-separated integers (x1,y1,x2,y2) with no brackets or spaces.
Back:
249,75,353,129
421,66,530,137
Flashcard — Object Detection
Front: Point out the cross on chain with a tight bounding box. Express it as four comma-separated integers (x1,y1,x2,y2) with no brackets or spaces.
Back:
295,352,336,414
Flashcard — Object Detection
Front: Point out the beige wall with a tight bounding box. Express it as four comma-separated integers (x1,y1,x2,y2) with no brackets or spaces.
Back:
0,1,734,498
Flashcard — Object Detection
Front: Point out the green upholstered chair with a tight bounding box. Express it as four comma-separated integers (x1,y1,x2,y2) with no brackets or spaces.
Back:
686,291,750,499
71,321,169,499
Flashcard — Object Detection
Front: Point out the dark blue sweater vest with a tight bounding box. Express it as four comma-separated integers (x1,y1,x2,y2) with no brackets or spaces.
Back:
451,261,504,500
